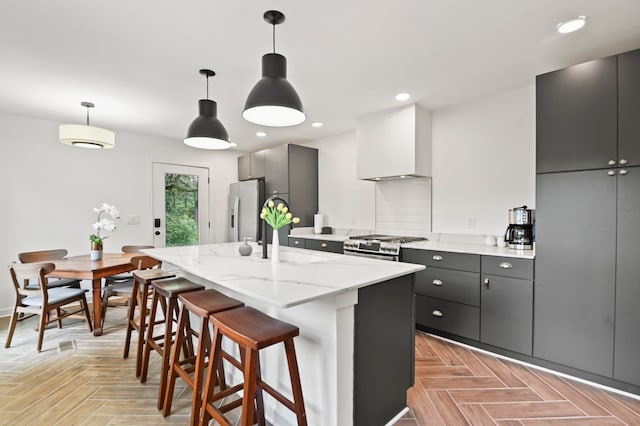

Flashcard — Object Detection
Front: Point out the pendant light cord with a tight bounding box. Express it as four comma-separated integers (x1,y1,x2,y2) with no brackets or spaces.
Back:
272,22,276,53
85,105,90,126
206,74,210,99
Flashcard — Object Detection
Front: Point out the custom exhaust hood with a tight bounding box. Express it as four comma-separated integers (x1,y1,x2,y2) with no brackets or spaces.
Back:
356,103,432,181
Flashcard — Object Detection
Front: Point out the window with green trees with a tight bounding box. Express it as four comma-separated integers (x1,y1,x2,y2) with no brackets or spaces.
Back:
164,173,199,246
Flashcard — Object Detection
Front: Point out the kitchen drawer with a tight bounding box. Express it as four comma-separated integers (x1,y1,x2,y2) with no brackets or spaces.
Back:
288,237,306,249
482,256,533,280
403,248,480,272
416,295,480,340
416,268,479,306
305,239,343,254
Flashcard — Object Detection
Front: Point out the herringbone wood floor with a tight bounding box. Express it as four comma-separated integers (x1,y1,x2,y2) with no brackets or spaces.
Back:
0,304,242,425
1,307,639,425
400,331,640,425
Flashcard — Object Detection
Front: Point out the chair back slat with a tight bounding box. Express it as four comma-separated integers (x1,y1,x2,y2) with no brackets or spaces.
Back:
9,262,55,299
122,245,154,254
130,255,161,270
18,249,68,263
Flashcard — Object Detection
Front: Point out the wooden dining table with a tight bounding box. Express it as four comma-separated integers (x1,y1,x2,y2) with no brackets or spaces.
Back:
48,253,138,336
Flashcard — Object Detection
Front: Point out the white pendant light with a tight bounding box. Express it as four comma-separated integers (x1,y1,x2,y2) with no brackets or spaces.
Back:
243,10,306,127
59,102,115,149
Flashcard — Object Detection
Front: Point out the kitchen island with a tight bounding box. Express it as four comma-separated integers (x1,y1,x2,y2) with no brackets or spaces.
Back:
145,242,425,426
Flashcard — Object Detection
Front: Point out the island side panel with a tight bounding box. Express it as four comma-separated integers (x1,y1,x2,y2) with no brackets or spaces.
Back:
354,274,415,425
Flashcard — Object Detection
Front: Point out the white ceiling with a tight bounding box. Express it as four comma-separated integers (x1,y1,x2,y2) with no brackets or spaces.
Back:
1,0,639,152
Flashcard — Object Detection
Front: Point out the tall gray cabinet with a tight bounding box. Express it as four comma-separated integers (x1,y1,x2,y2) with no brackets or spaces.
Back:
535,48,640,386
263,144,318,244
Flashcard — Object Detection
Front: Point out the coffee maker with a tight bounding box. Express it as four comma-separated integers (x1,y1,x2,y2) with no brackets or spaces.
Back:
505,205,534,250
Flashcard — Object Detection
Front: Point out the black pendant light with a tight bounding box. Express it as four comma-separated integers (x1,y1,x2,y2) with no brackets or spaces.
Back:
243,10,306,127
184,69,231,150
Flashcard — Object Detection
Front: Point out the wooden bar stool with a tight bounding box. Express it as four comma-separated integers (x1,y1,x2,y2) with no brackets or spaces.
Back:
126,266,176,377
140,277,204,410
200,306,307,426
163,289,244,425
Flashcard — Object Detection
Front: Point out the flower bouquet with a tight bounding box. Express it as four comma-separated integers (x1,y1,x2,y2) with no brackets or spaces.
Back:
90,203,120,259
260,201,299,263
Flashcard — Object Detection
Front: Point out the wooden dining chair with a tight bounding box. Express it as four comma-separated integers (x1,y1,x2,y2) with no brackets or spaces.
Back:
18,249,81,289
101,245,155,316
101,253,160,328
5,262,93,352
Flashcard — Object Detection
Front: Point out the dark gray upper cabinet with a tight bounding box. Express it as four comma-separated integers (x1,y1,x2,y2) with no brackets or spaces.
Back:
618,49,640,167
534,170,616,377
536,56,617,173
237,150,265,181
614,167,640,386
265,144,289,195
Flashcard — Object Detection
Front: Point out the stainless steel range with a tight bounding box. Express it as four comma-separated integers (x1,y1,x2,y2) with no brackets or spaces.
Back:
343,234,427,261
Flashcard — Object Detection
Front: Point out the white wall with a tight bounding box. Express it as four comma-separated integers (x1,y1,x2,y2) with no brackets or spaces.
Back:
304,132,375,231
431,85,536,235
0,112,238,315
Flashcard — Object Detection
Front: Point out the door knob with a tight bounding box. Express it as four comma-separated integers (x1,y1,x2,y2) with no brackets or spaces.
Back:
155,231,161,236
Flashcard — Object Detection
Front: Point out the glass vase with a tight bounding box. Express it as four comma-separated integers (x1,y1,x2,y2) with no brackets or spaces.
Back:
271,229,280,264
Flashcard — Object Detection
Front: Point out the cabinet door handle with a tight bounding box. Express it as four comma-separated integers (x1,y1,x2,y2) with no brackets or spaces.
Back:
294,240,300,245
499,261,513,269
619,158,628,165
432,255,443,261
432,279,443,286
608,159,616,166
619,169,628,176
321,242,328,248
432,309,444,318
608,170,616,176
483,278,490,289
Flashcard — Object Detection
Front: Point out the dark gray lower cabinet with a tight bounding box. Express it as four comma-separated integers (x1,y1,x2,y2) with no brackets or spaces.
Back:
481,274,532,355
534,170,616,377
614,167,640,386
415,295,479,340
305,238,343,253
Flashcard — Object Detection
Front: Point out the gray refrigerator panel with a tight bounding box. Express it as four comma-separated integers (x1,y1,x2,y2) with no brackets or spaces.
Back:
228,180,263,243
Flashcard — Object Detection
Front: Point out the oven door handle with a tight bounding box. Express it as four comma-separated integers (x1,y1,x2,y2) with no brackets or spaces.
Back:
343,250,398,261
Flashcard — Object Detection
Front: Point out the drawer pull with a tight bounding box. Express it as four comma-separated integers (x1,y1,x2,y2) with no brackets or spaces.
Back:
294,240,299,245
499,261,513,269
432,255,443,261
432,279,443,286
321,242,328,248
484,278,490,289
432,309,444,318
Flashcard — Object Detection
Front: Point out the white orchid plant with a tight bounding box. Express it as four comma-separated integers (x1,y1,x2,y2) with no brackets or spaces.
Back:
260,200,300,230
90,203,120,245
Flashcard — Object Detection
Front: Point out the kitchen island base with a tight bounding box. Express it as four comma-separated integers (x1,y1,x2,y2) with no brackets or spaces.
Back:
170,263,416,425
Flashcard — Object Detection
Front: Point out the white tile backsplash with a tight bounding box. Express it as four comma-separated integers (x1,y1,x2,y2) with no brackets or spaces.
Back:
375,177,432,237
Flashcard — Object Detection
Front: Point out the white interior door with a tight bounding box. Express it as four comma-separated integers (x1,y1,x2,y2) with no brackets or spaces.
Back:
152,163,209,247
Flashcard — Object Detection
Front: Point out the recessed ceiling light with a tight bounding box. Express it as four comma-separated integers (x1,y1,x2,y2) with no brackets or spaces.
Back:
311,121,324,128
557,16,586,33
395,92,411,101
256,131,267,137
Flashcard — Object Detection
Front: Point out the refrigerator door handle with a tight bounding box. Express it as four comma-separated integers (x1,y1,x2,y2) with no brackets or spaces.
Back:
233,195,240,242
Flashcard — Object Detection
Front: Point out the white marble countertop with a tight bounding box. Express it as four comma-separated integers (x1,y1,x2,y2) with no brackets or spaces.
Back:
401,240,535,259
144,243,425,308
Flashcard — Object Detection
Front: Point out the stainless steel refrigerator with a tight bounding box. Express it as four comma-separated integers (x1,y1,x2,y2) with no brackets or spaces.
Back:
228,180,264,242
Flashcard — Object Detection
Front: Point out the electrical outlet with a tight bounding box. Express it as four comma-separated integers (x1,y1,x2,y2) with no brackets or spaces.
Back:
467,216,476,229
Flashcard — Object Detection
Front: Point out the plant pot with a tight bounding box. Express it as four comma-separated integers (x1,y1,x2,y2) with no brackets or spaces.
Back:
91,241,103,261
